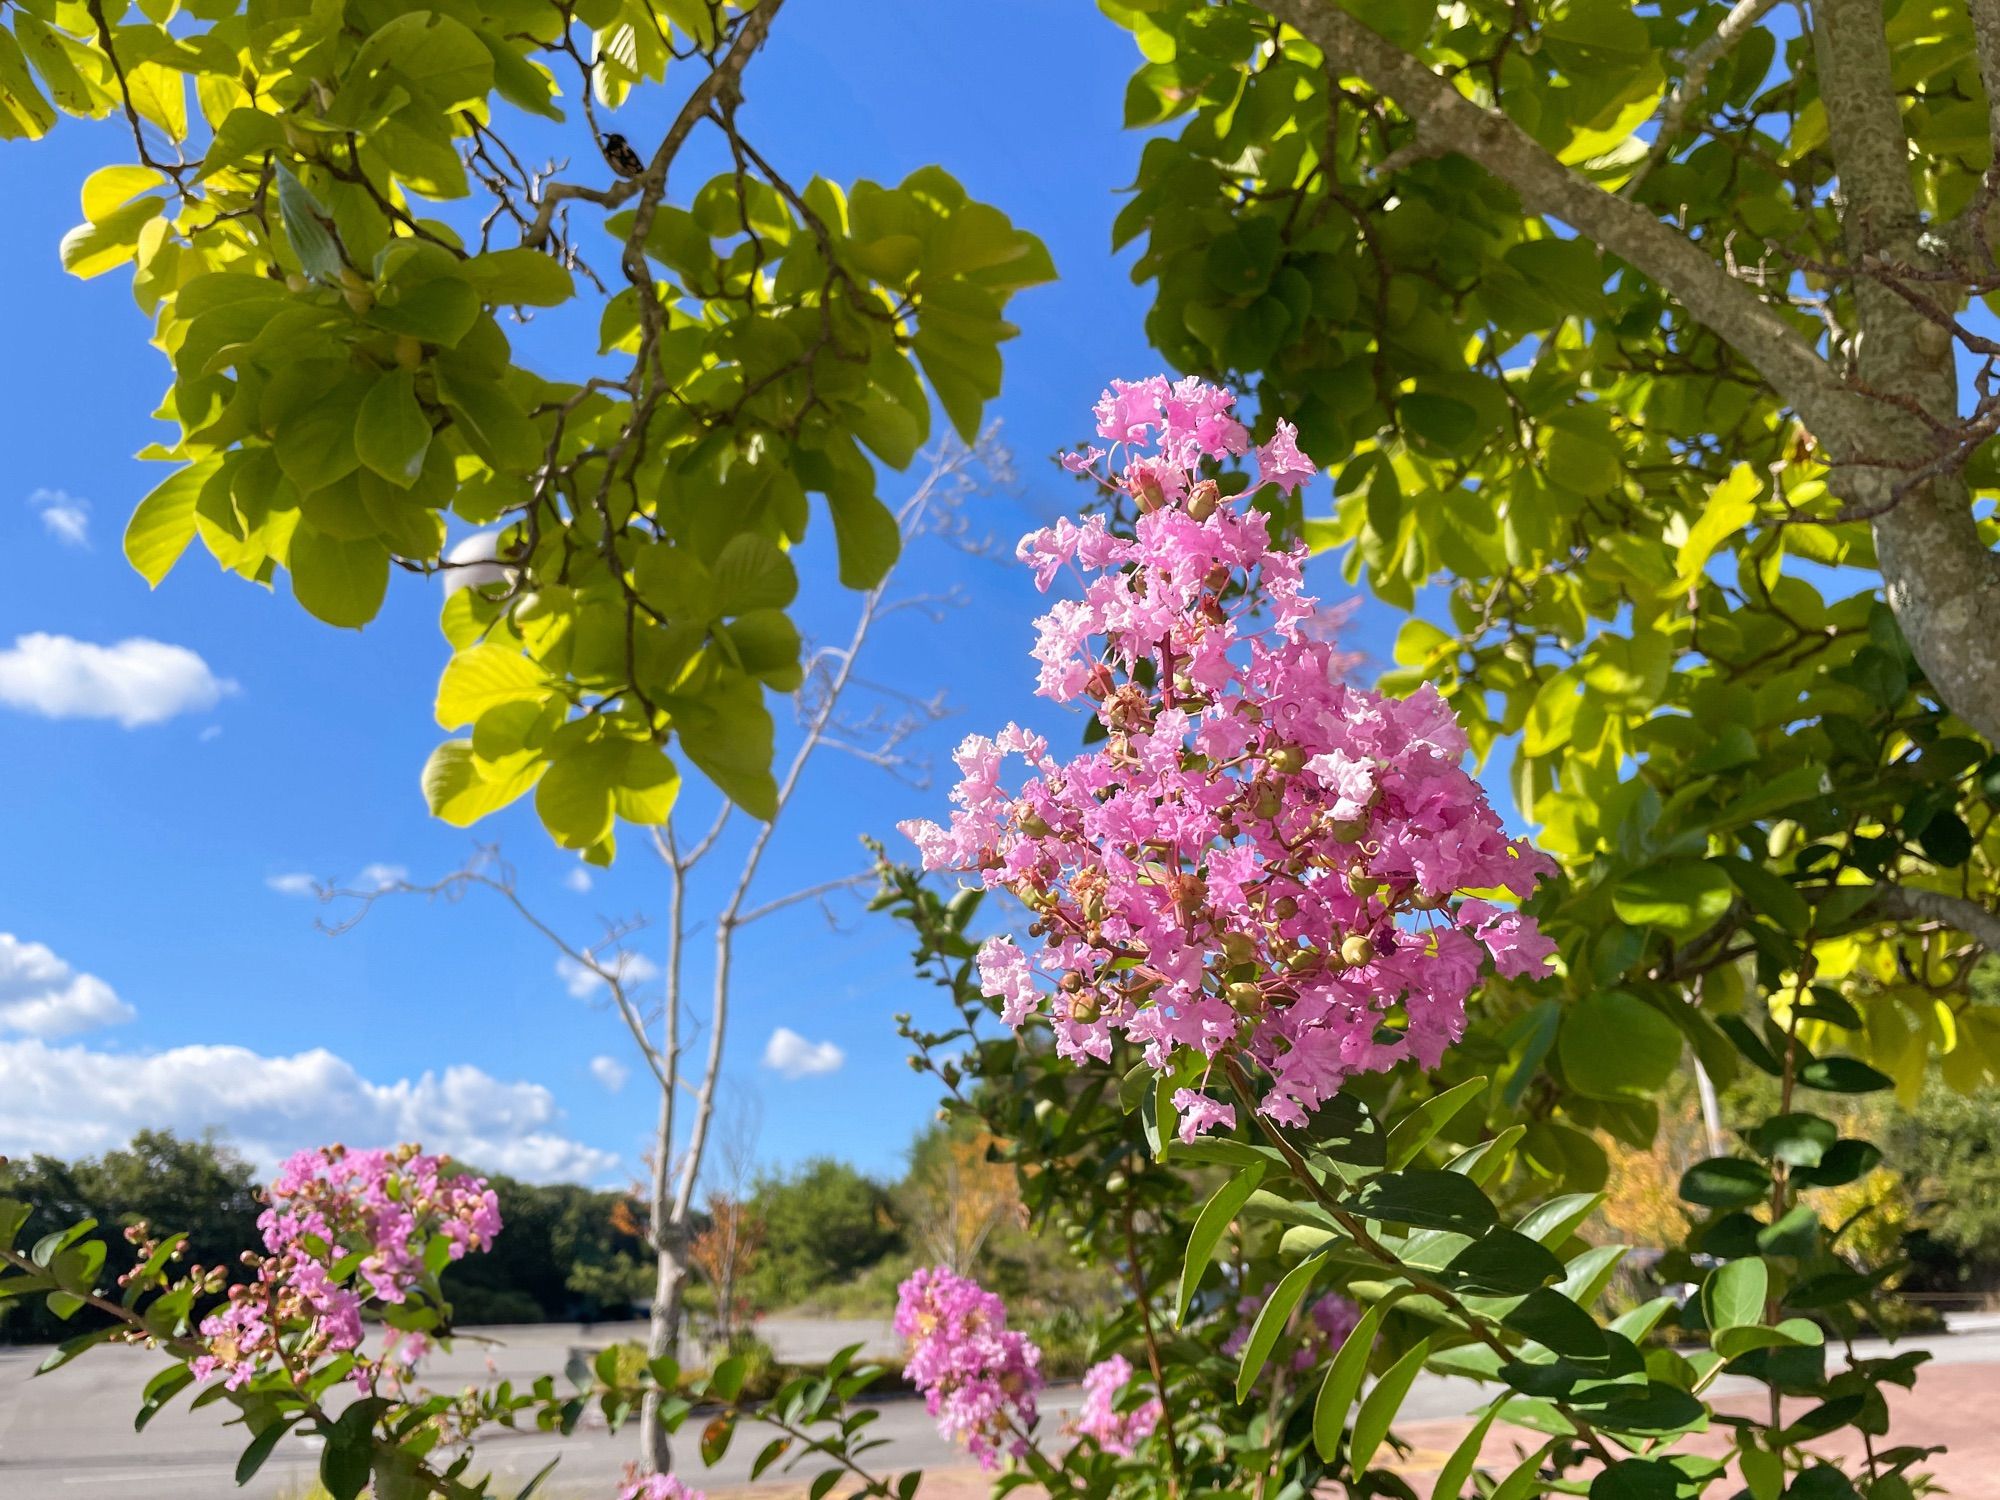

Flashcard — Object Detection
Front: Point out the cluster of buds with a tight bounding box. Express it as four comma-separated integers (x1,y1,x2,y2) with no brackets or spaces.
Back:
902,376,1557,1138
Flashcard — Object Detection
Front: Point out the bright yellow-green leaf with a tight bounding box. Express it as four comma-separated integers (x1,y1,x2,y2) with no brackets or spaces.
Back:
422,739,542,825
435,642,548,729
124,461,214,586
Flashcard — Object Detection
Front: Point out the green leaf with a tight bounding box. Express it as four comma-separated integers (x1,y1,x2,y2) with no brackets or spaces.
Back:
1559,992,1684,1099
355,369,432,488
289,526,390,628
1797,1057,1892,1094
1702,1256,1767,1332
1679,1156,1771,1209
1385,1077,1488,1168
1503,1287,1608,1359
1674,464,1759,590
1348,1170,1498,1233
1429,1407,1498,1500
436,643,547,728
437,369,544,473
1312,1294,1394,1461
367,276,482,346
421,739,542,825
1441,1229,1566,1295
1234,1251,1325,1401
1611,861,1734,940
235,1416,296,1484
536,741,620,849
274,164,343,283
125,462,212,586
1177,1165,1265,1325
58,195,162,279
1349,1337,1431,1473
462,248,575,307
1747,1112,1837,1168
827,485,902,589
712,533,799,613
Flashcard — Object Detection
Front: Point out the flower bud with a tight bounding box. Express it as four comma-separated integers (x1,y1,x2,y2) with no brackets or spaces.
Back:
1225,980,1264,1014
1266,743,1305,775
1252,783,1282,820
1071,993,1100,1024
1019,809,1051,837
1204,562,1232,592
1271,895,1299,919
1084,663,1117,699
1187,479,1220,521
1135,470,1166,512
1220,931,1257,966
1285,946,1322,974
1340,934,1376,967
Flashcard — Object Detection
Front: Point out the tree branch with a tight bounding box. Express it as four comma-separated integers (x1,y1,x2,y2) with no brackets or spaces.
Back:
1622,0,1781,197
521,1,781,251
1268,0,2000,746
1869,884,2000,952
1263,0,1845,421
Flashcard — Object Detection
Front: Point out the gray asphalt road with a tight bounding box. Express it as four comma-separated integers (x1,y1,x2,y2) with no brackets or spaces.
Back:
3,1318,1994,1499
0,1319,1023,1499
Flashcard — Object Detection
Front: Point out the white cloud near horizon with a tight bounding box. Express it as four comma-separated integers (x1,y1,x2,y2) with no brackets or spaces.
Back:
0,1038,619,1183
0,633,234,728
0,934,135,1039
29,489,89,547
762,1026,844,1080
564,868,593,893
556,951,659,1000
267,872,320,896
588,1055,629,1093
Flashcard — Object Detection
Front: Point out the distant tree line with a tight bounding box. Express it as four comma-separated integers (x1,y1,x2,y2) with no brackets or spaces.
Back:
0,1122,1115,1346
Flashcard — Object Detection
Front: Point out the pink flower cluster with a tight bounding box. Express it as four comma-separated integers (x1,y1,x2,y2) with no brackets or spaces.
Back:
619,1474,705,1500
1220,1289,1361,1375
901,376,1556,1138
192,1143,500,1391
1075,1355,1162,1457
894,1265,1044,1469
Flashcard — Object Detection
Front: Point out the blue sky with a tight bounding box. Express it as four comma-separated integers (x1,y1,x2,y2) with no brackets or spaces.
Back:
0,1,1405,1188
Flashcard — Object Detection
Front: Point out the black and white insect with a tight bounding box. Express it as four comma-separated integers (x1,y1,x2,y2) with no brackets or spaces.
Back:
601,133,646,179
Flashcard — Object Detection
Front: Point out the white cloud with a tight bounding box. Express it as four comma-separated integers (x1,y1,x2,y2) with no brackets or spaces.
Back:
357,863,410,891
588,1054,629,1093
0,934,135,1039
30,489,89,547
267,872,319,897
762,1026,844,1080
564,868,594,894
0,1038,618,1183
556,951,659,1001
0,633,234,728
441,531,509,595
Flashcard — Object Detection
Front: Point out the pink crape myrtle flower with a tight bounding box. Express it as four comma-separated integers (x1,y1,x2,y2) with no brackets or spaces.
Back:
895,1266,1044,1469
1220,1287,1363,1377
191,1143,501,1393
900,376,1556,1138
620,1475,706,1500
1075,1354,1163,1456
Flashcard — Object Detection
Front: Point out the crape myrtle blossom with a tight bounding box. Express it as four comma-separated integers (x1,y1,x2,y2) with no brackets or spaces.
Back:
191,1143,501,1392
895,1265,1044,1469
900,376,1556,1139
1074,1354,1162,1457
620,1474,706,1500
1220,1288,1362,1376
